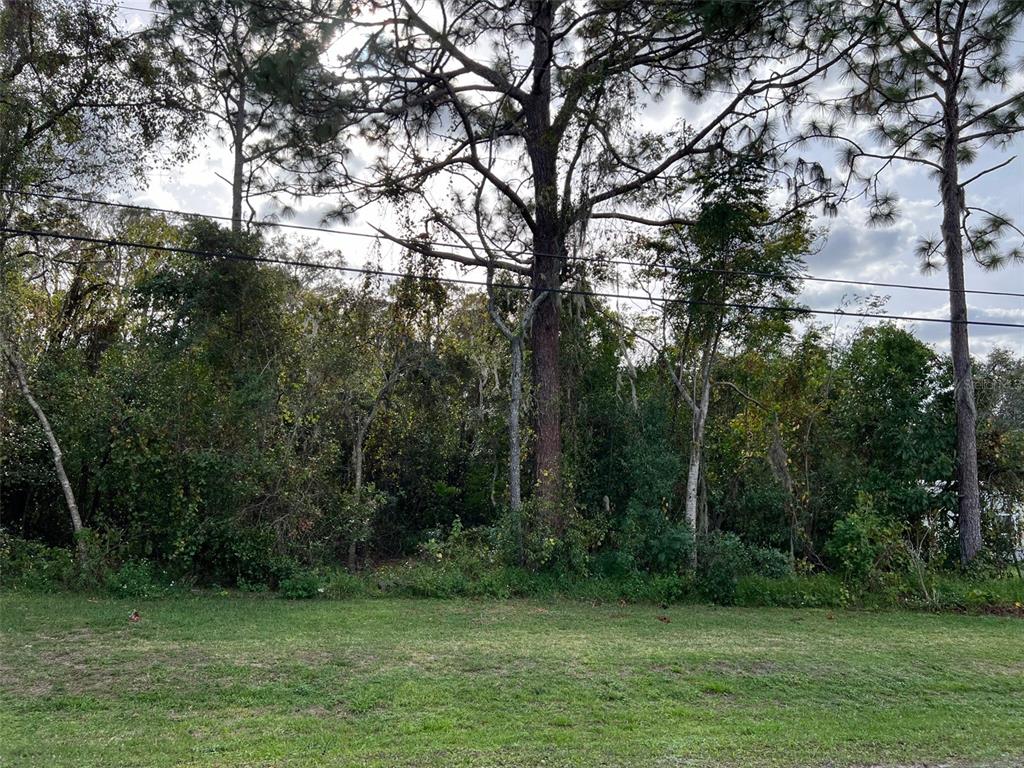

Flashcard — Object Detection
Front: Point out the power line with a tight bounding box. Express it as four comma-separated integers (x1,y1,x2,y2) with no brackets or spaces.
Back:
9,187,1024,300
4,225,1023,329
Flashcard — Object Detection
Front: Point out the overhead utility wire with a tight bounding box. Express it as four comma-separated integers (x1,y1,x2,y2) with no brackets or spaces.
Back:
4,225,1023,329
9,188,1024,300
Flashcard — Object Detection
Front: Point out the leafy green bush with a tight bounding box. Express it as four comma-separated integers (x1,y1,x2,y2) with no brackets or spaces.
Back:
279,572,322,599
619,502,694,574
748,546,792,579
591,549,636,579
323,571,369,599
927,575,1024,611
0,532,77,592
825,493,905,586
104,560,173,599
695,532,791,604
735,575,852,608
696,531,748,604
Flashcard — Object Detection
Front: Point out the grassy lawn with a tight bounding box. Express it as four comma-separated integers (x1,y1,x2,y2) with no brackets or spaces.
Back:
1,593,1022,767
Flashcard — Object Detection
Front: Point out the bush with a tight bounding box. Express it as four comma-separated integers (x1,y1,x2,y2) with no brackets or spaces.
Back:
323,571,368,599
697,531,748,604
748,546,793,579
696,532,791,605
591,549,636,579
0,532,77,592
619,502,694,574
927,575,1024,611
825,493,904,587
104,560,173,599
279,571,322,599
735,575,852,608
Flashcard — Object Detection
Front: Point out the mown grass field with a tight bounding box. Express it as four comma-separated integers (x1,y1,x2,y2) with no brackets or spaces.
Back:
1,592,1022,767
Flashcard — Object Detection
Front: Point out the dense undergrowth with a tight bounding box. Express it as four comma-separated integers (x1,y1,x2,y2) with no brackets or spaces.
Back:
3,526,1021,614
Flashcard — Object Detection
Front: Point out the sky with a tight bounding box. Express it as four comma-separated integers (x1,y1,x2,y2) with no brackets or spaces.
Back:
117,3,1024,360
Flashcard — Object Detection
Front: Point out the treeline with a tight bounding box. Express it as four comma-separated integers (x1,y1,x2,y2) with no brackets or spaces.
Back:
3,219,1022,587
1,0,1024,592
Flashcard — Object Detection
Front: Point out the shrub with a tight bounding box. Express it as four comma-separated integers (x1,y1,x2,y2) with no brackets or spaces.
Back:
0,532,77,592
735,575,851,608
928,575,1024,611
591,549,636,579
279,571,322,599
323,571,368,599
748,546,793,579
697,531,748,604
104,560,173,599
619,502,694,574
695,533,791,604
825,492,905,587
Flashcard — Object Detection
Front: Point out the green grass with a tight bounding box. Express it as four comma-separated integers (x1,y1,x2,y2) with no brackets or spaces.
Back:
1,593,1022,767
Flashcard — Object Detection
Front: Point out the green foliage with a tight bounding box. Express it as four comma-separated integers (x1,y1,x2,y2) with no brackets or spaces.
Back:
696,532,793,604
620,502,695,575
832,327,954,527
927,575,1024,611
3,205,1021,595
279,572,323,600
747,545,792,579
0,531,77,592
322,571,369,599
735,575,852,608
0,531,178,598
696,531,749,604
103,560,174,599
370,560,697,604
825,492,905,586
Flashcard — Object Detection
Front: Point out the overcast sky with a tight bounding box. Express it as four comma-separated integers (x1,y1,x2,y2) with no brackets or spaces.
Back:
119,4,1024,360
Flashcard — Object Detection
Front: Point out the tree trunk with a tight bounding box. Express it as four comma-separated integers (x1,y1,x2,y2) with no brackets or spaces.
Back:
348,425,365,571
530,252,561,529
230,85,247,234
685,446,702,536
940,98,982,566
508,335,526,564
2,337,85,559
684,369,713,566
526,0,563,534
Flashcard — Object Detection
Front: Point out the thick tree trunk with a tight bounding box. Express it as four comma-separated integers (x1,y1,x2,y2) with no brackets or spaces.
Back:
940,100,982,566
2,338,85,559
526,0,563,534
530,248,561,529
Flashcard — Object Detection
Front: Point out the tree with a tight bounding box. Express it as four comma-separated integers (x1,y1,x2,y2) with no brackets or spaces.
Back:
150,0,345,231
630,159,808,552
1,0,192,553
0,0,193,224
806,0,1024,564
484,263,546,564
1,333,84,556
305,0,852,531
